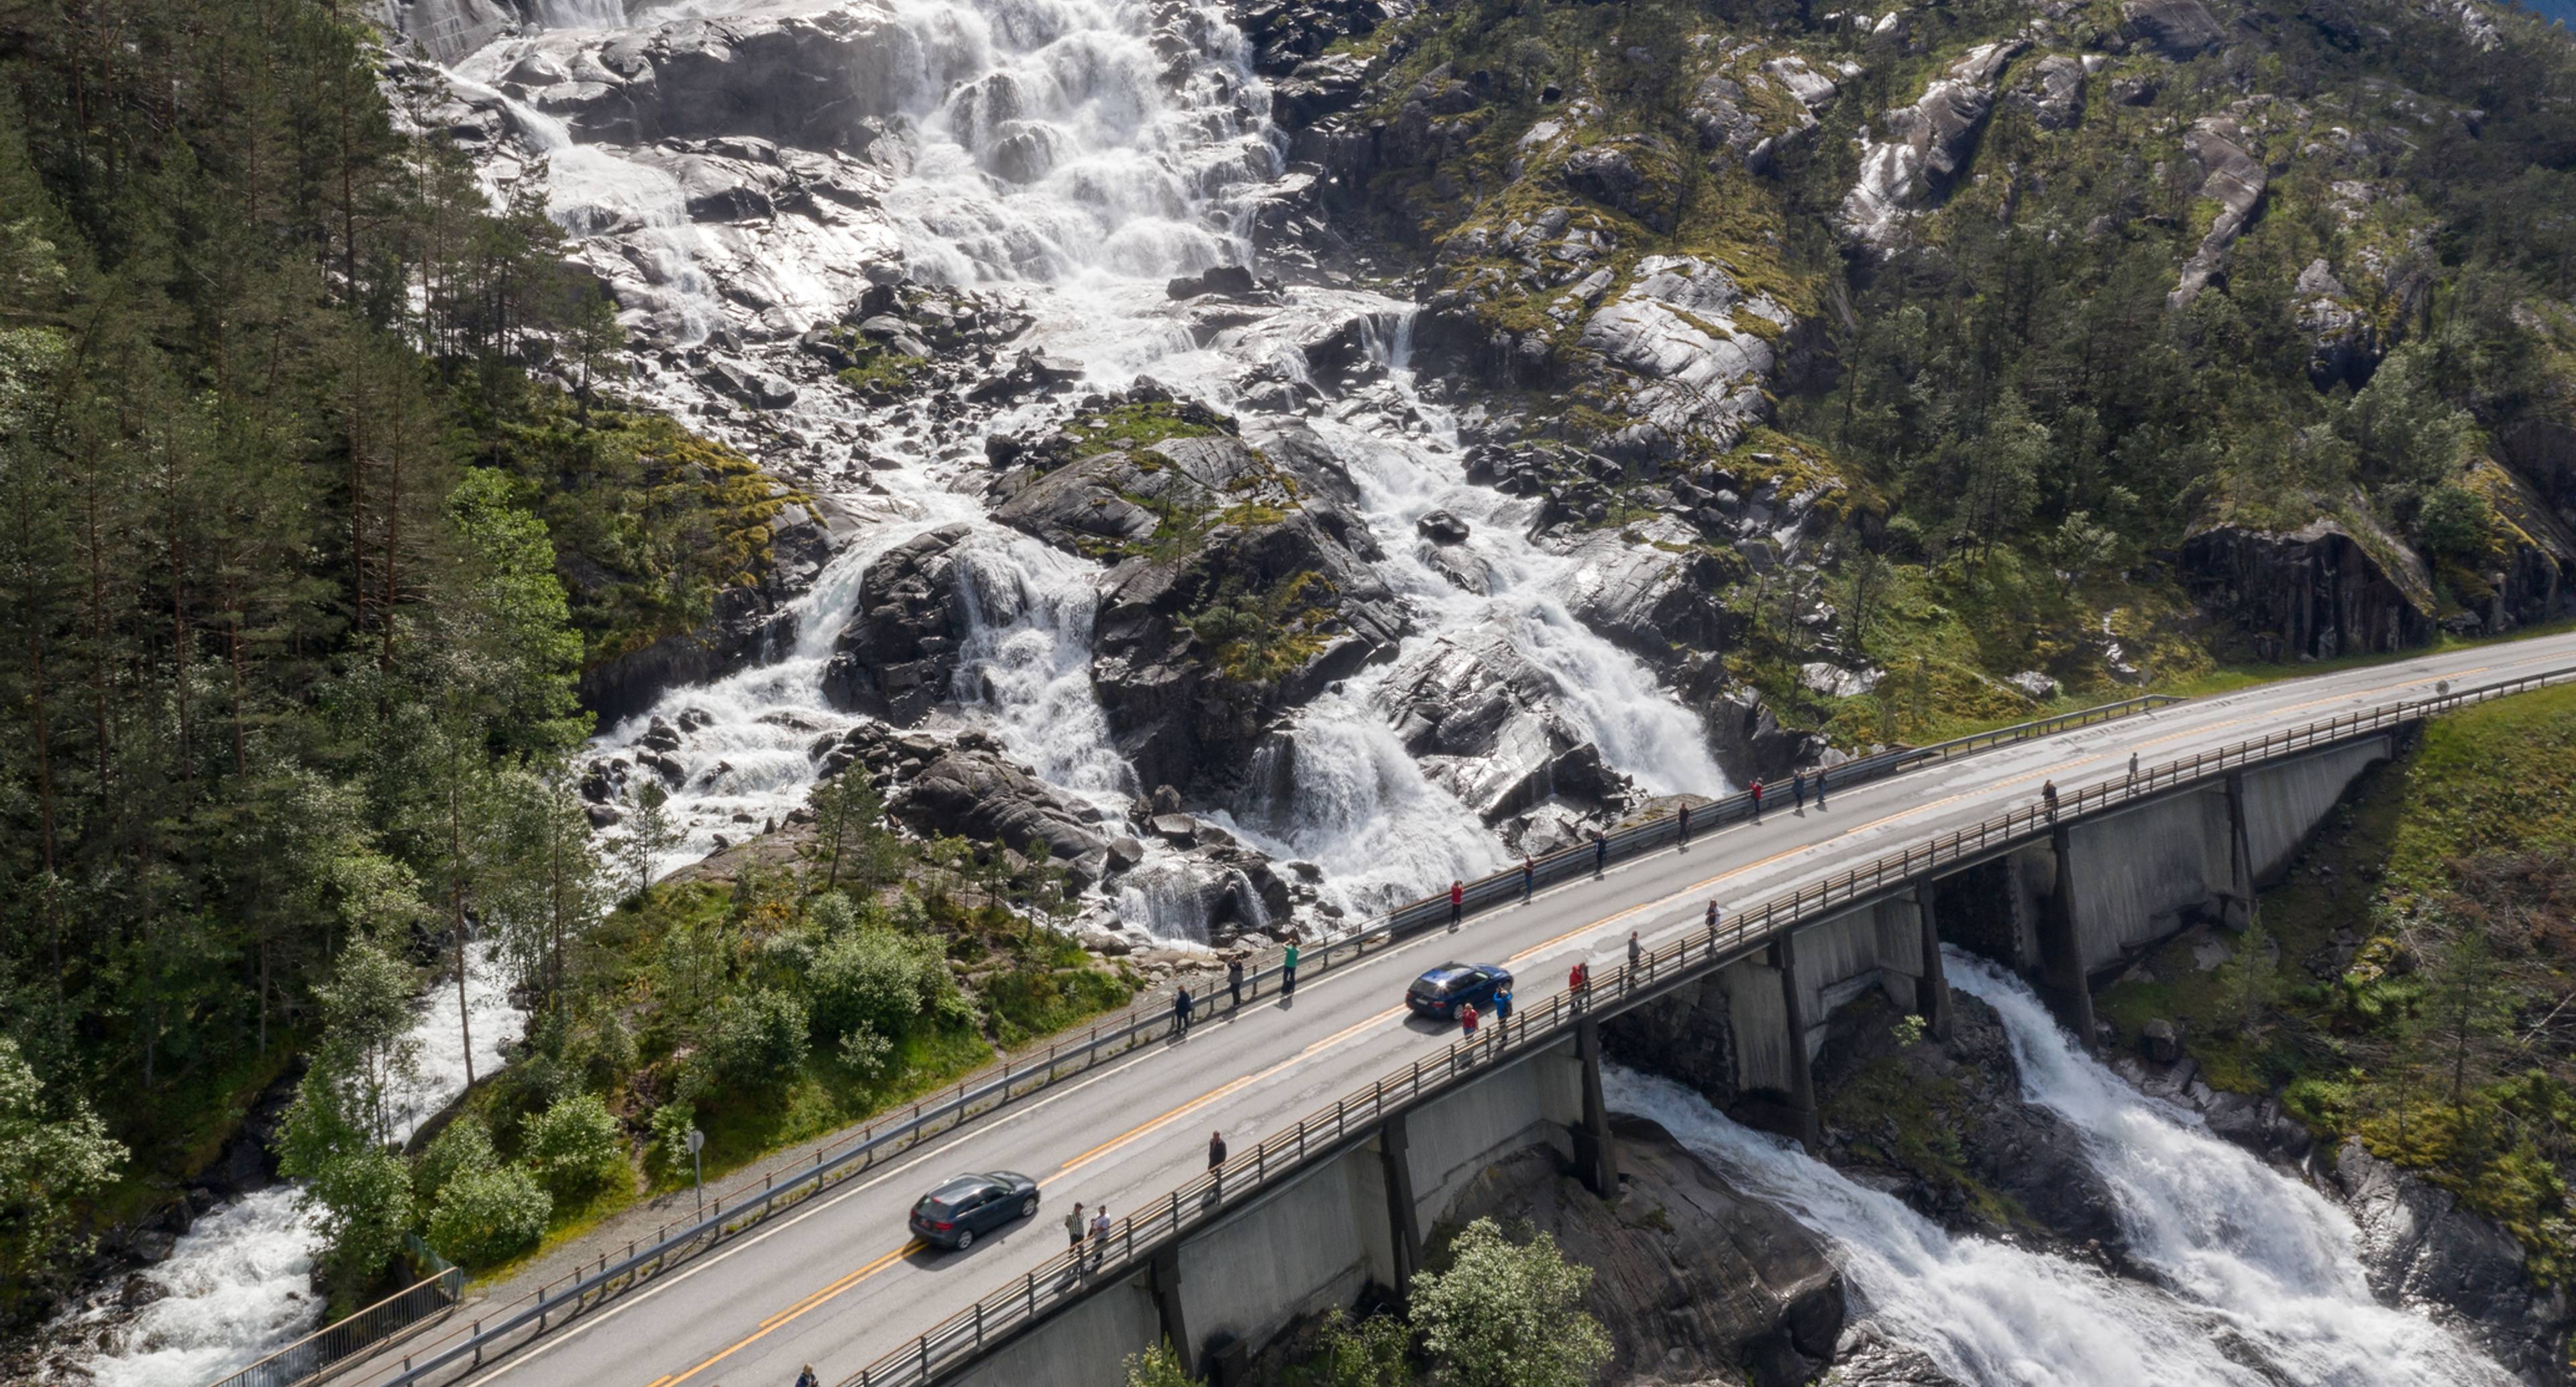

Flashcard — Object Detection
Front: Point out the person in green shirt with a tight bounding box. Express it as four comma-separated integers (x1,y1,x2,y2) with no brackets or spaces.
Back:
1283,939,1299,997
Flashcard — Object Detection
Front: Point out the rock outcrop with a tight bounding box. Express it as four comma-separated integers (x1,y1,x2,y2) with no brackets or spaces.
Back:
2182,516,2435,661
2336,1140,2573,1381
992,413,1405,796
821,523,974,725
892,747,1112,885
1373,632,1629,823
2170,115,2269,308
1841,39,2029,254
1442,1125,1846,1387
2123,0,2229,60
1572,256,1786,461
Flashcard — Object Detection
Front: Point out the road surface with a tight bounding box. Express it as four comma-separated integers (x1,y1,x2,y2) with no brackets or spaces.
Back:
424,633,2576,1387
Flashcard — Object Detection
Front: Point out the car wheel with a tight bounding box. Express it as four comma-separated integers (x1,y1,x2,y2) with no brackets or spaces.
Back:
955,1228,973,1250
1020,1194,1039,1219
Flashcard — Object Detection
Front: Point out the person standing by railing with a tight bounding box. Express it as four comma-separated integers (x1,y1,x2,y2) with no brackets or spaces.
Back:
1750,778,1764,821
1227,954,1244,1008
1090,1205,1112,1270
1459,1001,1480,1042
1208,1129,1228,1197
1173,985,1194,1038
1593,829,1607,876
1282,938,1299,997
2128,752,2139,785
1065,1201,1087,1262
1705,899,1721,934
1449,878,1464,928
1627,930,1642,977
2043,780,2059,819
1678,801,1692,844
1493,982,1512,1034
1815,767,1827,810
1792,770,1808,812
1521,854,1535,903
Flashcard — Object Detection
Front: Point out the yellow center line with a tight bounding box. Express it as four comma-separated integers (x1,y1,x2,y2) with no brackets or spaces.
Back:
655,1239,922,1387
632,650,2575,1387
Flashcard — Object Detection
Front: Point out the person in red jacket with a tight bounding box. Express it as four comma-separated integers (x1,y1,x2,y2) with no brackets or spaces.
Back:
1449,878,1464,928
1750,778,1765,822
1459,1001,1480,1039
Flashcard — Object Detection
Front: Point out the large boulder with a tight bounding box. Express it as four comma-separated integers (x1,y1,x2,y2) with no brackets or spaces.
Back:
890,748,1109,885
1441,1126,1845,1387
1550,518,1740,672
579,585,790,726
992,421,1403,795
820,523,974,725
1371,632,1628,822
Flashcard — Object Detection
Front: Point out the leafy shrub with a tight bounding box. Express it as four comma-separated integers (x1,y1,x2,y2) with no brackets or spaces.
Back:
415,1116,496,1205
427,1164,553,1268
648,1102,698,1184
522,1093,627,1201
708,987,810,1087
1409,1218,1609,1387
810,928,948,1043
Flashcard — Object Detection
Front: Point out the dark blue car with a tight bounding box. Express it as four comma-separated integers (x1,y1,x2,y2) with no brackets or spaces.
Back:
1407,962,1512,1021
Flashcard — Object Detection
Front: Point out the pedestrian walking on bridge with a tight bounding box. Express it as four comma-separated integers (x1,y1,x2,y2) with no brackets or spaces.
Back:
1628,929,1643,975
1792,770,1808,811
1815,767,1828,809
2043,779,2060,820
1065,1201,1086,1253
1208,1129,1228,1196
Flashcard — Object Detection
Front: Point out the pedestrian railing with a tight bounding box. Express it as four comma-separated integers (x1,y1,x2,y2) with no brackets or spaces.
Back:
346,670,2546,1387
832,663,2576,1387
205,1238,462,1387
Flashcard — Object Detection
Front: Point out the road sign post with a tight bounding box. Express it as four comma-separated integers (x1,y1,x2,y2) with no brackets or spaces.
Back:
687,1127,706,1212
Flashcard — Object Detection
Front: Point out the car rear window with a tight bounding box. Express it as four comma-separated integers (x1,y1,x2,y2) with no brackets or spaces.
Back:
917,1199,953,1217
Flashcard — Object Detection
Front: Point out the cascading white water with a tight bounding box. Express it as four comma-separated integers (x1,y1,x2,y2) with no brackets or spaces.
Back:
1605,959,2513,1386
1945,954,2514,1386
50,951,523,1387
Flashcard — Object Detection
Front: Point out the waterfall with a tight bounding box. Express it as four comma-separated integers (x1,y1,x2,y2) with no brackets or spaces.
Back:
50,950,523,1387
1605,960,2514,1386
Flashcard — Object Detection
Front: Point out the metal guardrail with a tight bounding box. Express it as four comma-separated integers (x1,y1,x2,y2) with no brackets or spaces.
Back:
837,664,2576,1387
342,689,2184,1387
208,1238,462,1387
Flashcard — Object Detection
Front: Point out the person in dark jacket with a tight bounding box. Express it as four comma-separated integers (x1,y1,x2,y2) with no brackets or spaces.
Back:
1493,983,1512,1030
1208,1129,1228,1195
1815,767,1827,809
1593,830,1607,876
1521,854,1535,903
1627,929,1643,973
1227,955,1244,1007
1792,770,1808,810
797,1366,820,1387
1174,986,1193,1036
1678,801,1692,844
2043,779,2060,819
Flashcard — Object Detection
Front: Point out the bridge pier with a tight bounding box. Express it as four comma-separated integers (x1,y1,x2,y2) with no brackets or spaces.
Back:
1150,1245,1190,1372
1571,1021,1620,1197
2039,824,2099,1044
1377,1112,1421,1291
1913,882,1952,1040
1770,934,1821,1153
2221,771,2255,930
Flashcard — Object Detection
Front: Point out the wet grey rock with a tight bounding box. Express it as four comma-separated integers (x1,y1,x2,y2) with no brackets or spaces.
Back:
2182,516,2433,661
1415,508,1470,545
1572,257,1784,459
2336,1140,2574,1380
1554,519,1738,674
820,523,974,726
1165,264,1260,299
1373,632,1629,822
1560,136,1682,233
2006,670,2061,701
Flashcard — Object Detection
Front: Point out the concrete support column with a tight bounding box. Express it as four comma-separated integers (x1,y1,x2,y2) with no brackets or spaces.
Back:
1379,1111,1421,1293
1913,882,1953,1040
1770,934,1822,1153
1150,1244,1191,1371
2222,771,2255,931
1571,1021,1621,1197
2041,826,2098,1046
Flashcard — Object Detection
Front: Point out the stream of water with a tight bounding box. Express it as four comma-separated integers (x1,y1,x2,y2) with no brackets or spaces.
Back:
1607,958,2513,1387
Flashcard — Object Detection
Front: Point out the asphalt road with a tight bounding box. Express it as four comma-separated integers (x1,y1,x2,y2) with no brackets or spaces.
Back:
421,632,2576,1387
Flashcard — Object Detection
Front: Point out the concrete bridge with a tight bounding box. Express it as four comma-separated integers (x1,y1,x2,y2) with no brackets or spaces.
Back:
845,672,2544,1387
331,638,2576,1387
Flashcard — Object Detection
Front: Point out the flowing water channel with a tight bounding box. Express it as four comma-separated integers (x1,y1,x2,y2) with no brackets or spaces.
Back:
1607,956,2514,1387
